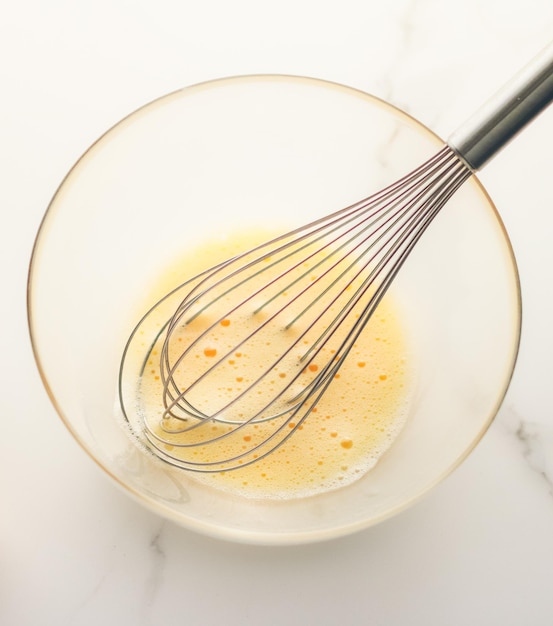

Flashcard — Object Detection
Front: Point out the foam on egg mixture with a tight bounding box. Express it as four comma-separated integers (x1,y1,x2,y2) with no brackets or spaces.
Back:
133,230,413,499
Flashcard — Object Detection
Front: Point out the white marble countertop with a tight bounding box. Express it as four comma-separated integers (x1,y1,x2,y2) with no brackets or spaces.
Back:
3,1,553,624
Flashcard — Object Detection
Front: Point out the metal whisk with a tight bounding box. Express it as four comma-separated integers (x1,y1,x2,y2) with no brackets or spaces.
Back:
120,42,553,472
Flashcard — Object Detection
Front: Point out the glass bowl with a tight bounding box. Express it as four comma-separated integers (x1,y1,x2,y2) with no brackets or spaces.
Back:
28,75,521,544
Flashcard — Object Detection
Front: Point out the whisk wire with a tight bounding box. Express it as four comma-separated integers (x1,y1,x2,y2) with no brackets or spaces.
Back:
292,150,472,396
151,147,473,472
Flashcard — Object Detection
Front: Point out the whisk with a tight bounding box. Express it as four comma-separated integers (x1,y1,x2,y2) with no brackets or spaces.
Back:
120,42,553,473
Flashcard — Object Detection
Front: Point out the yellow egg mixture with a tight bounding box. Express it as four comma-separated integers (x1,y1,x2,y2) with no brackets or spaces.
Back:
132,230,413,499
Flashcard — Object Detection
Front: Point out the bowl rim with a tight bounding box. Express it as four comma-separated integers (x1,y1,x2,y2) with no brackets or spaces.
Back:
26,73,522,545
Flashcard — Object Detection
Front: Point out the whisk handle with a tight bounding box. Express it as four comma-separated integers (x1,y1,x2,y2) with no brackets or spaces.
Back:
448,40,553,171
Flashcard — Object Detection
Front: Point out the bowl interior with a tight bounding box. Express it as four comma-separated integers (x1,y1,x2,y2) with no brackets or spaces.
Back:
28,75,520,544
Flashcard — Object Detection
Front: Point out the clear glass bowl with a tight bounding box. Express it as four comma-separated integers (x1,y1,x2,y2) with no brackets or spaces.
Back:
28,75,521,544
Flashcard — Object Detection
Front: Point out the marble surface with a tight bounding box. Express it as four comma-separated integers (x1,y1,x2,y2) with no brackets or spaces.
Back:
2,1,553,624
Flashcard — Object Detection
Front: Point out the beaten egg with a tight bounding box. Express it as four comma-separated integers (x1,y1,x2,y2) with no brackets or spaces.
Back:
131,230,413,499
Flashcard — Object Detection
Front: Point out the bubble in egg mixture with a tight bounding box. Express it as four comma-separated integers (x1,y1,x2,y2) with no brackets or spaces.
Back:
133,230,413,499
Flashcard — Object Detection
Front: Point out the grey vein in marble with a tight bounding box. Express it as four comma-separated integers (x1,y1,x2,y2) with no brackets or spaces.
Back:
501,405,553,498
139,521,167,625
379,0,421,108
66,570,112,625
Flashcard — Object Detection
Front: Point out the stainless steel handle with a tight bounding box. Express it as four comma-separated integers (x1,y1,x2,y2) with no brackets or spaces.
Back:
448,41,553,171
